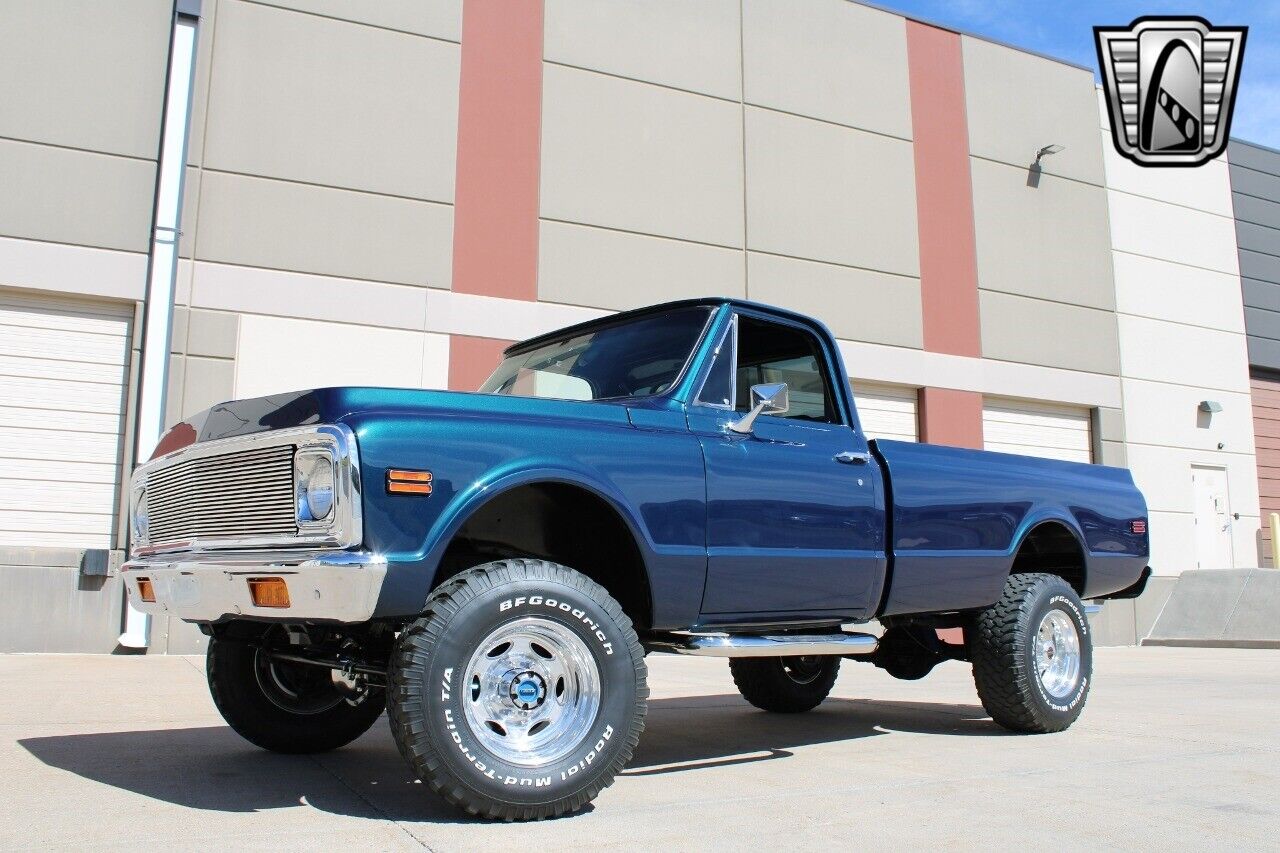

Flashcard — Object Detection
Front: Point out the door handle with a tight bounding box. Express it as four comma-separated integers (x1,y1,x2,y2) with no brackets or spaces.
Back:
834,451,871,465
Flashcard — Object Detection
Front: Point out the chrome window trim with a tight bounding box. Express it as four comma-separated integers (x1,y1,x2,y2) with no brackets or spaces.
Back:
693,313,738,411
129,424,363,556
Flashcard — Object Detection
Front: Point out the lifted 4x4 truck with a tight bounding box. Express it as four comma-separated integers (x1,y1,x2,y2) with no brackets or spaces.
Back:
123,299,1150,820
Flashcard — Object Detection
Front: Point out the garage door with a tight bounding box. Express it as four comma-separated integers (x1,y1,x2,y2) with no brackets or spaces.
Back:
853,382,918,442
1250,370,1280,566
983,397,1092,463
0,291,133,548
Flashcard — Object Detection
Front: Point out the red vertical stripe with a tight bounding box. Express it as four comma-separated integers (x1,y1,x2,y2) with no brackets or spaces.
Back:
449,335,512,392
450,0,544,301
918,386,983,449
907,22,983,448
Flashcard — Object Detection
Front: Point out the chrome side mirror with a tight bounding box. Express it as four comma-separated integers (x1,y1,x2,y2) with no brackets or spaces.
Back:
728,382,789,434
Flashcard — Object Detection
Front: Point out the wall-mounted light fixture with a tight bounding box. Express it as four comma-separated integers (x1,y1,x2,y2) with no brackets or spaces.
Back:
1199,400,1223,413
1035,144,1065,165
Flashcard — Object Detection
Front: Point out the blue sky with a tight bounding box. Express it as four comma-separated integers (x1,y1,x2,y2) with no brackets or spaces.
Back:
877,0,1280,150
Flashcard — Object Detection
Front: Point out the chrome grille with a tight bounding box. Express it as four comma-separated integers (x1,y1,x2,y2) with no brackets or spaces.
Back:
144,444,296,546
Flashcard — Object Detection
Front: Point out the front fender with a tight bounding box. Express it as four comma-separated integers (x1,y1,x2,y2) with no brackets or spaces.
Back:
347,410,708,626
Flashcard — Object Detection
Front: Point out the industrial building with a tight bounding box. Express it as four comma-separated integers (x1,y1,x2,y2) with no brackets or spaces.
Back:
0,0,1273,652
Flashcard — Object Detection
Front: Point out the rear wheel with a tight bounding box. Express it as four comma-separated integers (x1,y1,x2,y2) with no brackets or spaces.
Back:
206,633,384,753
970,573,1092,733
729,655,840,713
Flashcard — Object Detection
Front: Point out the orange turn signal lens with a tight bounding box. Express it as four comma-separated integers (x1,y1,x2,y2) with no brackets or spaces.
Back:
136,578,155,602
387,469,432,495
247,577,291,608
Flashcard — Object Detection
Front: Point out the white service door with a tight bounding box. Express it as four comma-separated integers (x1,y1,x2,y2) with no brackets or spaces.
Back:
852,382,918,442
0,291,132,548
983,398,1092,463
1192,465,1234,570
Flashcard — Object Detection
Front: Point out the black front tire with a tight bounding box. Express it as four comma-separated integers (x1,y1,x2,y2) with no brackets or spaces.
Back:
729,655,841,713
206,636,385,753
970,573,1093,733
387,560,648,821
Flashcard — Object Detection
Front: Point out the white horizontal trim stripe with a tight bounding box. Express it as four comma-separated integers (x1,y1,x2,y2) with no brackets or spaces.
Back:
0,235,147,302
839,339,1122,409
187,260,1121,408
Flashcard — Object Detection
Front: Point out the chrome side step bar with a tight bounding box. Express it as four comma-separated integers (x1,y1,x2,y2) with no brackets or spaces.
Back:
648,632,879,658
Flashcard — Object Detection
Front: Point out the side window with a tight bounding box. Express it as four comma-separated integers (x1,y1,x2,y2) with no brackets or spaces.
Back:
695,316,736,409
735,316,839,423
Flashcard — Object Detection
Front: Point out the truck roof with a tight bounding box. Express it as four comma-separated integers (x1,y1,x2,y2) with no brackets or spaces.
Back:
505,297,833,356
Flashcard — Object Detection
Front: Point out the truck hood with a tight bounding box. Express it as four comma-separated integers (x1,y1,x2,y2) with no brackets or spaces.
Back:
150,387,637,459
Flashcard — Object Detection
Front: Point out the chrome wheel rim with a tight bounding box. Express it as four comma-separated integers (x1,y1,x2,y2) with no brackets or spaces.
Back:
462,616,601,767
1035,609,1082,699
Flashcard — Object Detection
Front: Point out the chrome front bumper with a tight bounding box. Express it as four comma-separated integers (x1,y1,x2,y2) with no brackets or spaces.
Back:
121,550,386,624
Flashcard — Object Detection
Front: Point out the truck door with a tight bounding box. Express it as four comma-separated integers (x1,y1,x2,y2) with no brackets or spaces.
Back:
687,310,886,619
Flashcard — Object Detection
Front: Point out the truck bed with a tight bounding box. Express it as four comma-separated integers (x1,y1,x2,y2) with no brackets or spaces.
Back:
872,439,1149,616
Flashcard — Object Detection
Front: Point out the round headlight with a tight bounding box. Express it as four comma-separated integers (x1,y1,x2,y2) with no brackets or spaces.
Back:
132,488,149,542
303,457,335,521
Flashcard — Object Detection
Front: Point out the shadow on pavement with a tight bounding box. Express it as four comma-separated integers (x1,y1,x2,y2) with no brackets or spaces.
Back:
18,695,998,823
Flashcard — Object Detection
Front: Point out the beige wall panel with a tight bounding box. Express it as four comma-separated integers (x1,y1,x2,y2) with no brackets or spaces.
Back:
1120,379,1255,454
747,252,922,348
742,0,911,139
962,37,1104,185
1117,314,1251,394
745,107,919,276
245,0,462,41
185,310,240,359
203,1,460,202
235,314,449,398
194,171,453,289
540,65,744,248
0,0,171,158
545,0,741,99
980,290,1119,375
0,139,155,253
1113,252,1246,334
538,220,744,311
1108,190,1241,276
971,158,1114,310
180,356,235,418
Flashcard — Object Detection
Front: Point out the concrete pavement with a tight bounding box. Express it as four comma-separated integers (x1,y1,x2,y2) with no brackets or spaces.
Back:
1,647,1277,851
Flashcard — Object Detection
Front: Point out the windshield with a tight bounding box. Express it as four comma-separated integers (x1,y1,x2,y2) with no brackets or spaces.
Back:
480,307,712,401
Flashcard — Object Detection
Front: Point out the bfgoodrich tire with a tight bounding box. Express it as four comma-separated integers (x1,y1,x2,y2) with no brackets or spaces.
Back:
729,656,840,713
970,573,1093,734
206,635,385,753
388,560,648,821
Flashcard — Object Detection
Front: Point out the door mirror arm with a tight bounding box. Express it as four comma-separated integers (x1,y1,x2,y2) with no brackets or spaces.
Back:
728,383,789,435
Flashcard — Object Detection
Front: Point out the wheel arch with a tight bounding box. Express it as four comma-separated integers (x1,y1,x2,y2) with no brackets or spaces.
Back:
425,470,656,630
1009,517,1089,596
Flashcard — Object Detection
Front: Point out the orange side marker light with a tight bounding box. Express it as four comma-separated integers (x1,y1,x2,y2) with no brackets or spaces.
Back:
137,578,155,602
387,469,432,495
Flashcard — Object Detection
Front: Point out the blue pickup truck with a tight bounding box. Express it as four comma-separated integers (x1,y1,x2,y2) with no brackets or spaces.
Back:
123,298,1150,820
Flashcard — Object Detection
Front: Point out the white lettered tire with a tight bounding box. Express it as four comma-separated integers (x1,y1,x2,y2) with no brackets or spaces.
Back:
388,559,648,820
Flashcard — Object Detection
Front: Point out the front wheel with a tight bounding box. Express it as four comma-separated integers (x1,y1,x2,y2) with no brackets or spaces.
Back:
970,573,1092,733
206,634,385,753
388,560,648,821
